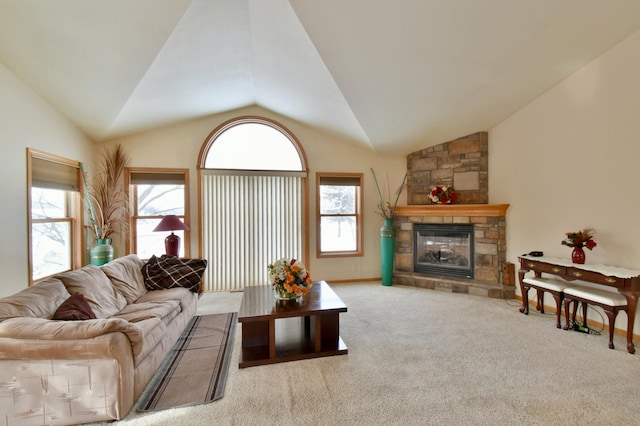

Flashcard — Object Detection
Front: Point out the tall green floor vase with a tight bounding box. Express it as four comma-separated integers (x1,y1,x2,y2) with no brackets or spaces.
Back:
380,219,396,286
90,238,114,266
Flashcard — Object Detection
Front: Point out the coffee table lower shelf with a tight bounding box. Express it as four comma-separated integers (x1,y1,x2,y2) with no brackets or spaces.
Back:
239,336,348,368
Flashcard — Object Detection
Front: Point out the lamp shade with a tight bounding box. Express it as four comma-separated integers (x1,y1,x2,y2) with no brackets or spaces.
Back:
153,215,190,232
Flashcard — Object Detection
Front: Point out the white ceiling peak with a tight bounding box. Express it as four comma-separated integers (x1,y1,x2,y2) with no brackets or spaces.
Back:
1,0,639,154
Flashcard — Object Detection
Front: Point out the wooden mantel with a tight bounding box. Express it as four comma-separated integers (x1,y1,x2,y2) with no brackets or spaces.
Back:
395,204,510,217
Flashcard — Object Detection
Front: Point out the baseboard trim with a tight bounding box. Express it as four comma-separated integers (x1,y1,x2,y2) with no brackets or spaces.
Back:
328,277,380,284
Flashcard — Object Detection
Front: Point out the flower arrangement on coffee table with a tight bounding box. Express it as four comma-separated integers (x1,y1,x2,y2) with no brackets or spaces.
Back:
268,258,313,300
429,185,458,204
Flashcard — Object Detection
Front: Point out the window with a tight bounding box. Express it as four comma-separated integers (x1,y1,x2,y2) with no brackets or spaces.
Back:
126,169,189,259
27,149,82,283
199,116,309,292
204,120,303,171
316,173,363,257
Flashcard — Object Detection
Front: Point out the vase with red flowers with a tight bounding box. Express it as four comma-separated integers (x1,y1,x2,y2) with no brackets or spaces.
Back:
429,185,458,204
561,227,597,264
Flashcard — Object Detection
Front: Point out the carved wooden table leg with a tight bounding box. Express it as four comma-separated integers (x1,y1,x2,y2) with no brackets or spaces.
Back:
562,298,572,330
551,293,563,329
518,268,530,314
536,289,544,313
621,291,637,354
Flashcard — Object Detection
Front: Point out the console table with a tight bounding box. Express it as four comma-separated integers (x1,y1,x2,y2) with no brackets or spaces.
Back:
518,255,640,354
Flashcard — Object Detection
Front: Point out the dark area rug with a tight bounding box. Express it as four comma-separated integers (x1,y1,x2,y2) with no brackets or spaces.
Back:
137,313,237,412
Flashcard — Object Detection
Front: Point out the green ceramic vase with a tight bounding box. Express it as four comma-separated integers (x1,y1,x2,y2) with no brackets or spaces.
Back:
380,219,396,286
90,238,114,266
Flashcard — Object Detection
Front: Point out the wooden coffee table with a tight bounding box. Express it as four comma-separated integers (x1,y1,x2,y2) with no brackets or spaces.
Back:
238,280,348,368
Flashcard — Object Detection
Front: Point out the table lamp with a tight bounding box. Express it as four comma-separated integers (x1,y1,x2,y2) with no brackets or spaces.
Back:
153,215,189,257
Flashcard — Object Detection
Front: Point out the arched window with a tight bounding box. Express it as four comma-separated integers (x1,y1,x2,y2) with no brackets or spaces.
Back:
204,121,303,171
198,117,308,292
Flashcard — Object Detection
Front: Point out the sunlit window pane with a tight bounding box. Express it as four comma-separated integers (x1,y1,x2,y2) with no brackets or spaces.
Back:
31,188,66,219
320,217,357,252
205,123,303,171
32,222,71,279
317,174,362,256
130,175,187,259
137,184,185,216
320,185,356,214
135,218,185,259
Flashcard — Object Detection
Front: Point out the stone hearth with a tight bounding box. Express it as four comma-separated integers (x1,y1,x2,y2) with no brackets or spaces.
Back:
392,204,515,299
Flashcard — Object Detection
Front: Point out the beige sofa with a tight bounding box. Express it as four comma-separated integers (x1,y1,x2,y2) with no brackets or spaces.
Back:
0,254,198,425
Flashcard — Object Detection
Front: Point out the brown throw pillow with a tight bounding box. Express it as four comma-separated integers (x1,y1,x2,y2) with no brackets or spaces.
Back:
141,255,207,293
52,293,97,321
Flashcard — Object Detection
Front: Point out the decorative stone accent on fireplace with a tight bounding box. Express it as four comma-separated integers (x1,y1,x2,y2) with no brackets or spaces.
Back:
393,204,514,299
407,131,488,205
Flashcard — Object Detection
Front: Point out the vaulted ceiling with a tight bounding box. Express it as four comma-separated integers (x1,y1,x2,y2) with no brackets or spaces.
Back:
1,0,639,155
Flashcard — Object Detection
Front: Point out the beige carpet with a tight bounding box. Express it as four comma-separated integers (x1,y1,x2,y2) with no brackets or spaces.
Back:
93,283,640,425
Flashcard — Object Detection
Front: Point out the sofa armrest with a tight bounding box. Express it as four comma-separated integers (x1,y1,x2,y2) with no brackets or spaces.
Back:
0,316,142,345
0,331,136,423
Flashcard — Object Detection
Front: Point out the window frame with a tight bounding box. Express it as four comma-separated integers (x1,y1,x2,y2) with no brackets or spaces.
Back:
316,172,364,258
27,149,83,285
125,168,190,258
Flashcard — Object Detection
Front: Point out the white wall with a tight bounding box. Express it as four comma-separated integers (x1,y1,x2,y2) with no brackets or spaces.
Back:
7,23,637,333
490,29,640,331
101,105,406,283
0,64,94,297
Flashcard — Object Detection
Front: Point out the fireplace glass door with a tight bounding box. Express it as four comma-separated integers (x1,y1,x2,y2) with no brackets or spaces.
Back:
413,224,474,279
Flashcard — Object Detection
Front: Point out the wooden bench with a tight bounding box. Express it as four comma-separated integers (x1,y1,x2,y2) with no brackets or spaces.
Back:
562,286,629,350
521,277,572,328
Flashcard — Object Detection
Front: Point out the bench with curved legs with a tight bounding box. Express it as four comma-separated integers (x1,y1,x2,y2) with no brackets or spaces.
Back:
562,286,628,350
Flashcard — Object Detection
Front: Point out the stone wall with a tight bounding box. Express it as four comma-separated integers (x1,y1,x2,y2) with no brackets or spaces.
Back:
407,131,488,204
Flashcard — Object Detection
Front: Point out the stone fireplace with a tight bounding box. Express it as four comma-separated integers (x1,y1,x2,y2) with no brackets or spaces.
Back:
392,132,514,299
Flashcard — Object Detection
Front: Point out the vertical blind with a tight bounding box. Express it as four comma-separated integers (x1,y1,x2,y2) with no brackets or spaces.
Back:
202,173,303,292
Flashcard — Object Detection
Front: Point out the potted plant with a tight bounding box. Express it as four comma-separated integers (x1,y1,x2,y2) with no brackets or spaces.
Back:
371,168,407,286
429,184,458,204
561,227,597,264
82,144,129,265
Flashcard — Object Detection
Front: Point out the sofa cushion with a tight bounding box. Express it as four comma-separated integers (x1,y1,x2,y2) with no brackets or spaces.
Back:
141,255,206,293
112,300,180,326
101,254,148,304
128,317,166,365
52,293,97,321
0,278,70,320
136,287,196,313
57,265,127,318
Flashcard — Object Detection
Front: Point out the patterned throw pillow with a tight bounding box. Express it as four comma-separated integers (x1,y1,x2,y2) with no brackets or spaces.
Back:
52,293,97,321
141,255,207,293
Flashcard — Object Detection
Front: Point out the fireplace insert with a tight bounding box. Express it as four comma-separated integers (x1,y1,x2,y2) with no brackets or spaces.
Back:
413,223,474,279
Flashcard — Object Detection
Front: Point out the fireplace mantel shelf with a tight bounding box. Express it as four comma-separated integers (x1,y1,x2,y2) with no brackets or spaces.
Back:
395,204,509,217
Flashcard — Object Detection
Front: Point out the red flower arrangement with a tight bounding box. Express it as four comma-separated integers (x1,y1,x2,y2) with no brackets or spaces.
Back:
429,185,458,204
561,227,597,250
